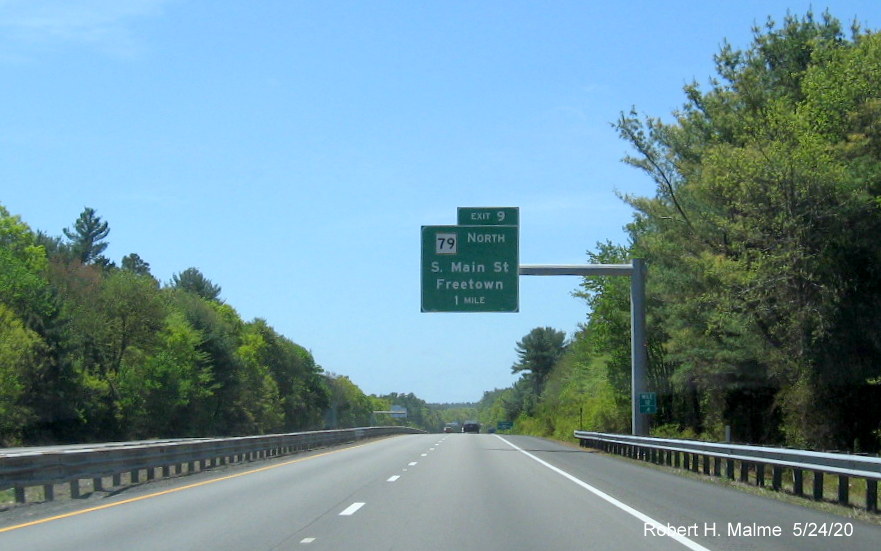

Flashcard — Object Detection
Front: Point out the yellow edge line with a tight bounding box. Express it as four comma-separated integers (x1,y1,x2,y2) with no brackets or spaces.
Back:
0,441,375,534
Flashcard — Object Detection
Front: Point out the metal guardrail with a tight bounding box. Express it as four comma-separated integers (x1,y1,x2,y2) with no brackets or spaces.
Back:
574,431,881,513
1,426,424,504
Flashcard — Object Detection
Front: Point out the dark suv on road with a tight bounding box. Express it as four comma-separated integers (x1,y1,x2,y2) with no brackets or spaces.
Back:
462,422,480,433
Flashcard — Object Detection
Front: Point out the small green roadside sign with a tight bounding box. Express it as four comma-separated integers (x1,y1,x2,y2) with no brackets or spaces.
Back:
421,225,519,312
457,207,519,226
497,421,514,431
639,392,657,414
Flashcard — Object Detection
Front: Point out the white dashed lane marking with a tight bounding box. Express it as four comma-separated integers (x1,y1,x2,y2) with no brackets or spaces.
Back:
339,502,365,516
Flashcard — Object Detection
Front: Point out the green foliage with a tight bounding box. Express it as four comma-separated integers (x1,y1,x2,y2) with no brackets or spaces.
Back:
650,424,699,440
476,12,881,453
247,318,328,432
121,253,152,277
0,205,51,324
612,11,881,449
63,207,110,265
479,322,630,441
475,388,509,428
548,343,628,437
118,311,213,437
324,374,373,429
511,327,567,395
171,267,222,302
0,303,43,445
235,324,285,434
101,270,167,375
573,242,633,403
377,392,443,432
0,204,375,444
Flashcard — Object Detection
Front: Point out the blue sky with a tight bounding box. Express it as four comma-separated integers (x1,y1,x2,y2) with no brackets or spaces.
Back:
1,1,875,403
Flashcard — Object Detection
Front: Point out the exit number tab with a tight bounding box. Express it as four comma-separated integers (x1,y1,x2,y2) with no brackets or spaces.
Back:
457,207,519,226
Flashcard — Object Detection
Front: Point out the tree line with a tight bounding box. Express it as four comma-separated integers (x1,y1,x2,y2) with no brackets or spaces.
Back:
0,205,439,445
477,11,881,453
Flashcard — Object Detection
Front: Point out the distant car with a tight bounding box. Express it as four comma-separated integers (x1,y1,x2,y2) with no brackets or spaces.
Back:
462,422,480,433
443,426,454,433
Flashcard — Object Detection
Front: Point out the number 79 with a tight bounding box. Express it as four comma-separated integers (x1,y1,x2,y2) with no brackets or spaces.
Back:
435,233,457,254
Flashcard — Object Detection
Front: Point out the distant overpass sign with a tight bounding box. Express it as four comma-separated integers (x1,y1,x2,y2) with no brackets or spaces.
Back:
373,408,407,419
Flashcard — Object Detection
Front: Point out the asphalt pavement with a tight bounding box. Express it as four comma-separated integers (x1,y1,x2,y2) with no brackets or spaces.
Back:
0,433,878,550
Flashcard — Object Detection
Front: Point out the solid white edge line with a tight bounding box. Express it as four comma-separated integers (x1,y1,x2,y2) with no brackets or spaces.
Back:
339,502,365,516
493,435,712,551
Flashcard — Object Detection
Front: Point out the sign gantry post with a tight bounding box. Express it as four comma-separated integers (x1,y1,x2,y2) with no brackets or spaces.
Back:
519,261,649,437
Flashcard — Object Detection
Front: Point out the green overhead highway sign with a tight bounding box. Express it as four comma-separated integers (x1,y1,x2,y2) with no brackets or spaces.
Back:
419,206,651,436
421,225,519,312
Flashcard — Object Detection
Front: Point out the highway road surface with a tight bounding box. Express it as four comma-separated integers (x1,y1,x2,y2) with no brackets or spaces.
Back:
1,433,878,550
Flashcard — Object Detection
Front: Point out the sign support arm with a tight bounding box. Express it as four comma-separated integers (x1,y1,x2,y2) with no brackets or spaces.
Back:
518,260,649,436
